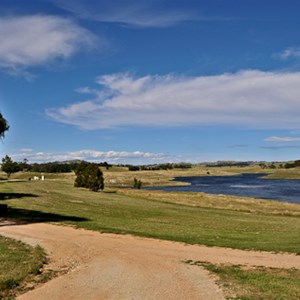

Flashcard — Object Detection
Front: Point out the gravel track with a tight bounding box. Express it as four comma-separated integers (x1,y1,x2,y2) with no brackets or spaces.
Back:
1,223,300,299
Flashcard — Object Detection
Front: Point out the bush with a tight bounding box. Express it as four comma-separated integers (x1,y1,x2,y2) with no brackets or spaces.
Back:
74,162,104,192
133,178,142,189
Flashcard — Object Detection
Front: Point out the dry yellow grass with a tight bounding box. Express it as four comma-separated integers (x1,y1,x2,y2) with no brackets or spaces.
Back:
118,189,300,217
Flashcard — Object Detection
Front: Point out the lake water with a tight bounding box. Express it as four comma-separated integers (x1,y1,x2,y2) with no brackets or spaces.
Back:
146,173,300,204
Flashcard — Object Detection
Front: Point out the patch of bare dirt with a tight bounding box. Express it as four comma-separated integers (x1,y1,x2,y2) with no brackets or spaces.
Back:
1,223,300,299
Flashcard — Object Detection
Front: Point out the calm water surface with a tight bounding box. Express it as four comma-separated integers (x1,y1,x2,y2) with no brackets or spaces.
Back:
147,173,300,204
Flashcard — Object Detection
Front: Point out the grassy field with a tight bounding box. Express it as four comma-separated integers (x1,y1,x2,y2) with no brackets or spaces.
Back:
0,236,46,299
186,260,300,300
1,169,300,254
1,167,300,298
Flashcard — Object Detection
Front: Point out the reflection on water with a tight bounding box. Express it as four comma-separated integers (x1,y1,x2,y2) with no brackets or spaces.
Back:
146,173,300,204
229,184,267,189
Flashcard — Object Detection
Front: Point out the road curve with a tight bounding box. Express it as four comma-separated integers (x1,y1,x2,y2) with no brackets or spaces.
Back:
1,223,300,299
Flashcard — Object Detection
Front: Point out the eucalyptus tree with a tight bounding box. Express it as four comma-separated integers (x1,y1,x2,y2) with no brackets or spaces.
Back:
2,155,20,178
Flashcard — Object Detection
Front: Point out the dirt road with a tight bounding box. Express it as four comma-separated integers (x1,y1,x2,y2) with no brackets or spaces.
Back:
1,223,300,299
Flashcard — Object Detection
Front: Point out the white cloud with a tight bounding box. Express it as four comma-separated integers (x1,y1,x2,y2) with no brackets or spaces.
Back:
261,145,300,150
9,149,168,164
75,87,99,95
264,136,300,142
274,47,300,60
227,144,249,148
18,148,34,153
47,70,300,130
53,0,197,27
0,15,97,72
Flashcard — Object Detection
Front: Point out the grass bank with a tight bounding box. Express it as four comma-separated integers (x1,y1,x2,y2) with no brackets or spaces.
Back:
187,260,300,300
0,235,46,299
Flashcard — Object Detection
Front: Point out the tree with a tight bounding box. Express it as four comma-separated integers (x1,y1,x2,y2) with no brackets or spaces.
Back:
74,162,104,192
2,155,20,178
101,162,110,170
128,165,140,171
0,113,9,139
285,162,295,169
74,162,89,187
18,158,30,172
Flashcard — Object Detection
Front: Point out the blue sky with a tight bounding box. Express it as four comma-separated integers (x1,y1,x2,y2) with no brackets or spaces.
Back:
1,0,300,164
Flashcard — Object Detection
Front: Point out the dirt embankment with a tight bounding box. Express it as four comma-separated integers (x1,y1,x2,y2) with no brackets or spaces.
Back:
1,223,300,300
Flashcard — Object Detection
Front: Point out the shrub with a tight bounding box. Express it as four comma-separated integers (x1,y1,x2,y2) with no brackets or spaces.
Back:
133,178,142,189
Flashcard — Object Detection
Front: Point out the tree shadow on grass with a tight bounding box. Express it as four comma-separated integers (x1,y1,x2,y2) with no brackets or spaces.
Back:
0,192,38,200
0,192,89,226
0,207,89,226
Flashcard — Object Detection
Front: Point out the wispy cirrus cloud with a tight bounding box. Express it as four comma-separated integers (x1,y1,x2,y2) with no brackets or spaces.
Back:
9,149,168,164
274,47,300,60
52,0,198,27
264,136,300,142
261,145,300,150
0,15,98,73
227,144,249,149
47,70,300,130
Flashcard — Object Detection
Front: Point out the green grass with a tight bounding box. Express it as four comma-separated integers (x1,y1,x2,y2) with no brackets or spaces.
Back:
1,175,300,254
1,170,300,297
187,261,300,300
0,235,46,299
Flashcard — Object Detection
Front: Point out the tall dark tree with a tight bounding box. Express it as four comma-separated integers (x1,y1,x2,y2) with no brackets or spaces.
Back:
74,162,89,187
74,162,104,192
0,113,9,139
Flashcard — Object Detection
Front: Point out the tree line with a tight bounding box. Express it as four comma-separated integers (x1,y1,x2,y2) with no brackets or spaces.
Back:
1,159,112,175
128,162,192,171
